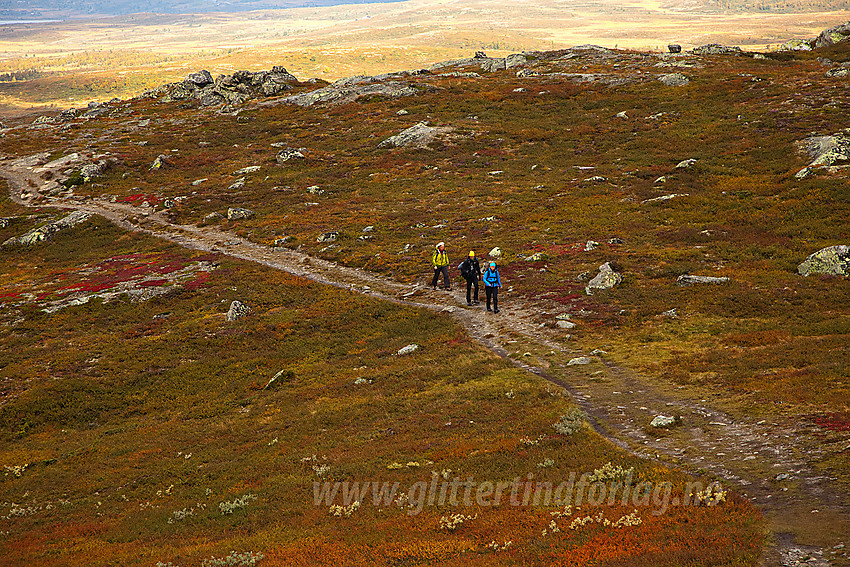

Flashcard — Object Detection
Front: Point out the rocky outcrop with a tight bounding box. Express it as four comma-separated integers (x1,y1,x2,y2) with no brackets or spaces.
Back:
147,66,299,107
279,75,423,107
797,245,850,276
276,148,305,163
378,121,453,149
692,44,743,56
795,130,850,177
3,211,92,247
781,21,850,51
585,262,622,295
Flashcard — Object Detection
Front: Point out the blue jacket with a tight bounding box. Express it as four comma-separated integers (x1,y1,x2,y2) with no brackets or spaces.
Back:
483,267,501,287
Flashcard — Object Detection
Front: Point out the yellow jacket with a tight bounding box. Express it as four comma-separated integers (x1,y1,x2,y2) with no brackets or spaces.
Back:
432,249,449,267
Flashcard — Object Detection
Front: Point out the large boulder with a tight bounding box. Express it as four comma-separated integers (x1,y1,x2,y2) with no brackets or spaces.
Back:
797,245,850,276
227,207,254,220
585,262,622,295
814,22,850,48
186,70,214,87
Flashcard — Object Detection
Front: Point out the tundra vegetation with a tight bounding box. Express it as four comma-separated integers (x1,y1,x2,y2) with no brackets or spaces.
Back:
1,31,849,567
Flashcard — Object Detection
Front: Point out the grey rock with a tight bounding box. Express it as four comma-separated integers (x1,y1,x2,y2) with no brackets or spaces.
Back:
675,158,698,169
276,148,306,163
826,67,849,77
228,178,246,191
3,210,92,247
397,343,419,356
584,240,599,251
782,38,813,51
280,79,420,108
659,72,690,86
480,58,506,72
567,356,592,366
692,44,743,55
316,231,338,243
226,300,251,321
226,207,254,220
677,275,730,286
651,415,677,427
814,21,850,48
642,193,689,204
586,262,622,295
575,271,591,282
489,247,502,258
797,245,850,276
378,121,451,148
505,54,528,68
234,165,261,175
662,308,679,318
804,133,850,166
204,212,223,222
150,154,169,170
557,320,576,329
186,70,214,87
668,44,682,53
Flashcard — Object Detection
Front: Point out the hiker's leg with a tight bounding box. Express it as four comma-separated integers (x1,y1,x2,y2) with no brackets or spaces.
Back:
466,277,472,303
432,268,439,287
441,266,450,288
486,286,492,310
492,288,499,312
472,278,479,302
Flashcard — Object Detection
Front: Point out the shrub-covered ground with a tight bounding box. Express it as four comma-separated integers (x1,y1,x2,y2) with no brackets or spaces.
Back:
2,42,849,564
0,204,764,566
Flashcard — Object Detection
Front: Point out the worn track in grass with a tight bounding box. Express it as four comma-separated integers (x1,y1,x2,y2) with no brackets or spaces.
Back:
2,158,848,567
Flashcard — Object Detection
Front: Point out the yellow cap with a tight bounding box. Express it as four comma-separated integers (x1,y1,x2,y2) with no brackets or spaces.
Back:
469,251,475,257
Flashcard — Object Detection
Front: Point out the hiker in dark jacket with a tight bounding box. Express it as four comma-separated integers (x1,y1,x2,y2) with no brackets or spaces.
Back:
459,251,482,306
483,261,502,313
431,241,451,290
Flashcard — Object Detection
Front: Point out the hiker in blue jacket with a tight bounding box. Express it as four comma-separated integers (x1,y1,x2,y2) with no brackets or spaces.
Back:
483,261,502,313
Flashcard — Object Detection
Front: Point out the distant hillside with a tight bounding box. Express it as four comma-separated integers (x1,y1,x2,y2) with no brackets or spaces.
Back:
0,0,404,18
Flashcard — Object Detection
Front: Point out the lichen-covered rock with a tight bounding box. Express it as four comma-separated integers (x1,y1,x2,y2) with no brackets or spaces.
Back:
227,207,254,220
585,262,622,295
186,70,214,87
567,356,592,366
797,245,850,276
489,247,502,259
782,38,813,51
226,300,251,321
378,121,452,148
281,78,420,108
692,44,743,55
316,231,338,243
276,148,305,163
677,275,730,286
651,415,677,427
3,210,92,247
150,154,169,170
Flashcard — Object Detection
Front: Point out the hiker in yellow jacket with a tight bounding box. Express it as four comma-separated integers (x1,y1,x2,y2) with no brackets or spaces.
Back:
431,241,451,290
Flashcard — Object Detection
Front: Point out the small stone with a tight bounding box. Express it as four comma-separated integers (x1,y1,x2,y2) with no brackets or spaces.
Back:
489,247,502,258
396,109,409,115
567,357,592,366
316,231,338,243
675,158,698,169
774,473,791,481
397,344,419,356
668,44,682,53
513,87,527,93
226,300,250,321
191,178,208,186
585,175,607,182
661,308,678,318
149,154,169,170
204,212,223,222
615,111,628,119
362,225,374,232
589,349,607,356
234,165,261,175
557,320,576,329
228,178,246,190
585,240,599,251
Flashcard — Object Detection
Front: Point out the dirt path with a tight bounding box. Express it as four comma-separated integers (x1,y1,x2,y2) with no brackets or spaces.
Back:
2,159,847,567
